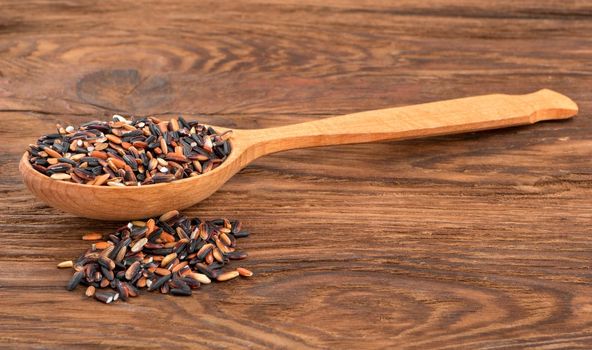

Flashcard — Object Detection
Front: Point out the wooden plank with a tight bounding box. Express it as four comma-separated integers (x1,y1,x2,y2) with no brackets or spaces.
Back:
0,0,591,348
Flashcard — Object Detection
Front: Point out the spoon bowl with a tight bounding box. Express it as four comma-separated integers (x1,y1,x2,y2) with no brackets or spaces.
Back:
20,89,578,220
19,127,253,220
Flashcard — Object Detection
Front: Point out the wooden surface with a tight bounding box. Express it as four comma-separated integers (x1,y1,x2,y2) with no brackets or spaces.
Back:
1,1,591,348
19,89,578,220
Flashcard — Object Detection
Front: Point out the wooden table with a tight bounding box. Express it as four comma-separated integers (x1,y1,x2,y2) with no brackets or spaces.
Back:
1,1,590,348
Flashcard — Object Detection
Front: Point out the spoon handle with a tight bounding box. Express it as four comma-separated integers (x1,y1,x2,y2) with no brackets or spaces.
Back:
244,89,577,155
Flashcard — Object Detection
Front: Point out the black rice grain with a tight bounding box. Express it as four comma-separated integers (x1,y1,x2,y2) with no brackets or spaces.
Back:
61,211,252,303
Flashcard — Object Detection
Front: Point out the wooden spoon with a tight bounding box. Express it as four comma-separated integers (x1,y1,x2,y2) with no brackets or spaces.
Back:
19,89,577,220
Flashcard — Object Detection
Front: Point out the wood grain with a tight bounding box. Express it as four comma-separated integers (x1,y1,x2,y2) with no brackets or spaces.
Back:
1,0,591,349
